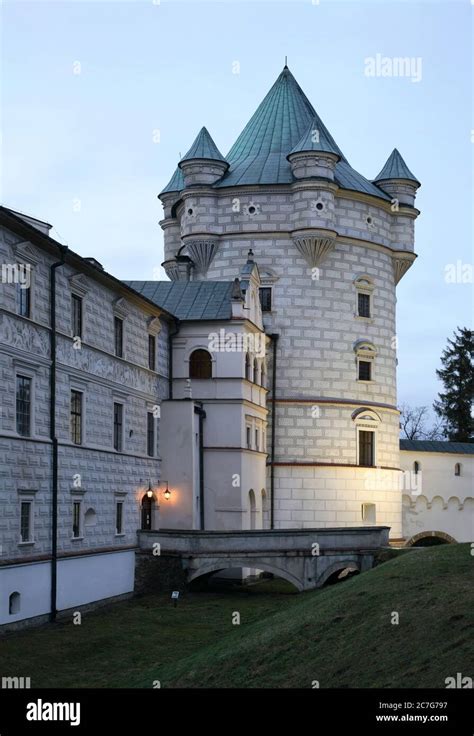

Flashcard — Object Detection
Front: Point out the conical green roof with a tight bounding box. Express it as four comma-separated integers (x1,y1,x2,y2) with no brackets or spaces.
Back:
288,116,341,158
179,126,227,166
373,148,420,186
160,66,392,200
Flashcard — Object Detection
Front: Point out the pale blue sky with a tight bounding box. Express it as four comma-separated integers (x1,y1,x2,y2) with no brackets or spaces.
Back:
1,0,472,416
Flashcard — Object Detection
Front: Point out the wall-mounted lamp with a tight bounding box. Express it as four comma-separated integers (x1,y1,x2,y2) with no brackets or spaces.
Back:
163,481,171,501
146,480,154,499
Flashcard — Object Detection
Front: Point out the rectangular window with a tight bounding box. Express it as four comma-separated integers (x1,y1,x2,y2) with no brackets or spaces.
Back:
148,334,156,371
17,283,31,318
114,317,123,358
113,402,123,451
359,430,375,467
72,501,81,538
72,294,83,338
358,292,371,318
20,501,31,542
116,502,124,535
255,429,259,451
16,375,31,437
259,287,272,312
147,412,155,457
246,426,251,449
358,360,372,381
70,390,83,445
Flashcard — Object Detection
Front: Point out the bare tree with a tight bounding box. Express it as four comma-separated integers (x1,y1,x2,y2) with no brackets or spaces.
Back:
399,405,444,440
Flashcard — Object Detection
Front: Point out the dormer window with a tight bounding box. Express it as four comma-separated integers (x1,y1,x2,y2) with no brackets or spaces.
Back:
354,276,374,320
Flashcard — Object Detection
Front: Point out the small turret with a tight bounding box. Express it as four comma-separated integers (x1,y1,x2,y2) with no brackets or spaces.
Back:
178,127,228,187
287,117,340,181
373,148,420,206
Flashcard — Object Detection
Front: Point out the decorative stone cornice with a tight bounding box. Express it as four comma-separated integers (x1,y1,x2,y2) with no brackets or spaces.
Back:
147,316,162,336
13,242,41,266
69,273,90,297
184,238,219,274
113,296,131,319
161,259,181,282
291,229,338,268
392,251,417,285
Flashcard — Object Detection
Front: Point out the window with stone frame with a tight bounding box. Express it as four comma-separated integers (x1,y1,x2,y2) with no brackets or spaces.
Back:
20,501,32,542
354,276,374,319
259,287,272,312
70,390,83,445
72,500,82,539
16,375,32,437
358,430,375,467
354,341,376,382
72,294,83,339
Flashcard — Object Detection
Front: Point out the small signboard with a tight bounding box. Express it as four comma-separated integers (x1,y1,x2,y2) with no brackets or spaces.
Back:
171,591,179,599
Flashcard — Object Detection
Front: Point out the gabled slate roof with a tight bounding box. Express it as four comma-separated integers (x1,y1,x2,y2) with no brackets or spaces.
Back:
374,148,420,186
400,440,474,455
179,127,228,166
160,66,391,200
125,280,234,320
288,117,341,157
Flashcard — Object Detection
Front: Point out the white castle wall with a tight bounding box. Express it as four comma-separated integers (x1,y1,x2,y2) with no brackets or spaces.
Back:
400,450,474,543
161,179,418,539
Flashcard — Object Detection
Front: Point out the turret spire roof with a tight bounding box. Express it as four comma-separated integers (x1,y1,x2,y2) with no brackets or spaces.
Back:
288,116,341,158
160,66,393,200
179,126,227,166
373,148,420,186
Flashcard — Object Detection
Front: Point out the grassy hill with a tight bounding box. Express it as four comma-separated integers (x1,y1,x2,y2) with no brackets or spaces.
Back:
135,543,474,688
2,544,472,688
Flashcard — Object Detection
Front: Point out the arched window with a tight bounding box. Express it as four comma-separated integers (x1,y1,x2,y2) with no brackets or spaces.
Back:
413,461,420,475
248,489,256,530
189,349,212,379
245,353,252,381
9,592,20,615
253,358,259,385
454,463,461,477
141,494,155,530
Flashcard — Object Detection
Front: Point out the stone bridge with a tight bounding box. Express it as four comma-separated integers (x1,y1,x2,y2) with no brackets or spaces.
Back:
137,526,390,591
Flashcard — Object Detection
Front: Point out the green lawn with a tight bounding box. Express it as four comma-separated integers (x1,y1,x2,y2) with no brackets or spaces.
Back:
2,544,472,688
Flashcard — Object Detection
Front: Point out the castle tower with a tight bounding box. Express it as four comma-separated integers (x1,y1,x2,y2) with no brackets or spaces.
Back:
158,66,421,539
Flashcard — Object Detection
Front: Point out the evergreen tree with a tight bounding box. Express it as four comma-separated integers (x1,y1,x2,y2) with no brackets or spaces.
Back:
434,327,474,442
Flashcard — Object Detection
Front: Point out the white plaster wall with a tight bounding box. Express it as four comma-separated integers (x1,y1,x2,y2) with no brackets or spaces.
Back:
400,451,474,543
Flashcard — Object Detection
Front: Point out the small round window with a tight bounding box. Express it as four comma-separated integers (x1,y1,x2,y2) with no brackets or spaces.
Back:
316,202,324,211
248,206,256,215
366,216,373,225
187,208,194,216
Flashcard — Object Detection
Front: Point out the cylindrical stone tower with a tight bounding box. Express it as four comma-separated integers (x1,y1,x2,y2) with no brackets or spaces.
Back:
158,67,420,540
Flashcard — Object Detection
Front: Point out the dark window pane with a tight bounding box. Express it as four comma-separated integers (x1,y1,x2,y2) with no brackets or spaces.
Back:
72,295,83,338
72,502,81,538
358,293,371,318
17,284,31,318
114,317,123,357
148,335,156,371
359,430,374,466
259,287,272,312
16,376,31,436
116,502,123,534
189,349,212,379
20,502,31,542
113,403,123,451
70,390,82,445
358,361,371,381
147,412,155,457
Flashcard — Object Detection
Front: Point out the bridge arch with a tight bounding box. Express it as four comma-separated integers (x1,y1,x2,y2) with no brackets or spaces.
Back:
316,560,360,587
405,530,457,547
187,558,304,591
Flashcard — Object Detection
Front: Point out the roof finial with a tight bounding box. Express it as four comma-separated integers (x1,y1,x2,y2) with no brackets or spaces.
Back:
247,248,254,262
284,56,288,68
